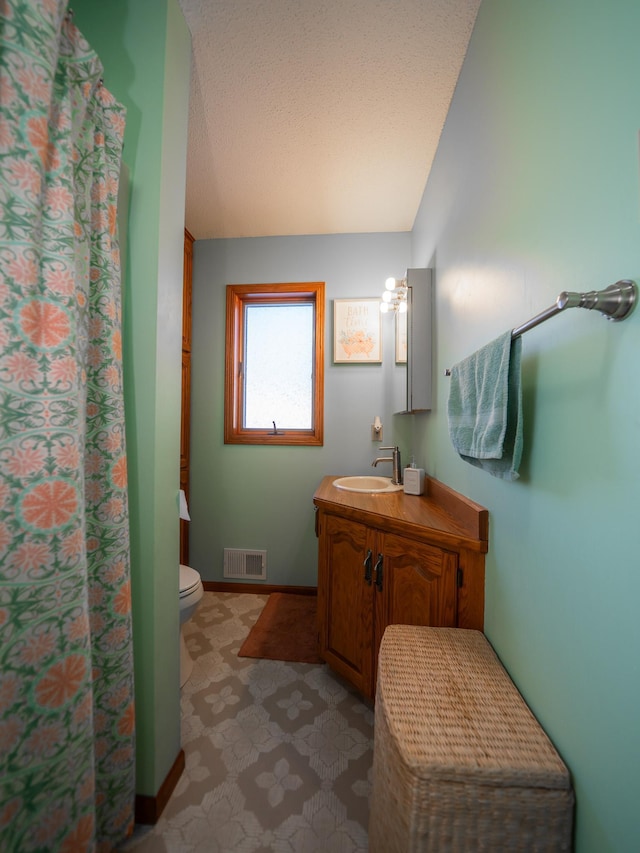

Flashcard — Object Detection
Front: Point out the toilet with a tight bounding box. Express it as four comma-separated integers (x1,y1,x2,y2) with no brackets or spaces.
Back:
179,563,204,686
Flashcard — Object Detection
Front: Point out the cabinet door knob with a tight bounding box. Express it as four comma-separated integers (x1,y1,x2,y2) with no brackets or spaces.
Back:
363,549,373,585
374,553,384,591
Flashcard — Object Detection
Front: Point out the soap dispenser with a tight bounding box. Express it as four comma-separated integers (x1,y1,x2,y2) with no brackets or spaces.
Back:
403,456,425,496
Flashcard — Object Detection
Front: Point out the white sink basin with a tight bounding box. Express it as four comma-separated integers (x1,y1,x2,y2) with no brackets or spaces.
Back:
333,476,403,494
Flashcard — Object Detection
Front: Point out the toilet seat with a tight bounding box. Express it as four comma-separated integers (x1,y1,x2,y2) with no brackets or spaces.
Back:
178,564,204,687
180,563,201,598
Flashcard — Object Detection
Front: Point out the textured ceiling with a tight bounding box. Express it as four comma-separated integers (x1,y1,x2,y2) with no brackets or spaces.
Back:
177,0,481,240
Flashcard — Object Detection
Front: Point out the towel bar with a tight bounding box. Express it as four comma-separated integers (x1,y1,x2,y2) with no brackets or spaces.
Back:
444,279,637,375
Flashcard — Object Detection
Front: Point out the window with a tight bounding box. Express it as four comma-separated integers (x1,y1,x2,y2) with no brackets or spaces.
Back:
224,282,325,445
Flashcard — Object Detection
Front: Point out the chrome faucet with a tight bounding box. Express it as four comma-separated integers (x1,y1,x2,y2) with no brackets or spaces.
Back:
372,445,402,485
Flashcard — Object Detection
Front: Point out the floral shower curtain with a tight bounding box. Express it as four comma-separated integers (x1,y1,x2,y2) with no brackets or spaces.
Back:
0,1,135,850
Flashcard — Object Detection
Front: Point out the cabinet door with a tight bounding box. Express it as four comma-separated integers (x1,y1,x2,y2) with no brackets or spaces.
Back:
374,533,458,668
318,513,375,698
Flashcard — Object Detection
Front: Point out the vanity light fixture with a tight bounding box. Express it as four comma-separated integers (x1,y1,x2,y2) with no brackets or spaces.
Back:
380,276,408,314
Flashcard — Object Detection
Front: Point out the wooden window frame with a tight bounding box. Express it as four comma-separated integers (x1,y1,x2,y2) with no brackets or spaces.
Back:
224,282,325,446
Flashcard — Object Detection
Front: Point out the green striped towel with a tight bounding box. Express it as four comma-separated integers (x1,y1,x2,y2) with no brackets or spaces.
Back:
447,330,523,481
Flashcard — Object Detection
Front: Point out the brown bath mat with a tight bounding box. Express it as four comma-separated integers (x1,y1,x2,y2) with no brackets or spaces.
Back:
238,593,324,664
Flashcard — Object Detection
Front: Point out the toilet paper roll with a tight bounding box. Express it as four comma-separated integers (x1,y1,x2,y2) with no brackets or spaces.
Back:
179,489,191,521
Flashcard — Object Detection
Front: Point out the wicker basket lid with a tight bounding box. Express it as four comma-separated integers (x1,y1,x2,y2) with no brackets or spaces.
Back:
377,625,572,790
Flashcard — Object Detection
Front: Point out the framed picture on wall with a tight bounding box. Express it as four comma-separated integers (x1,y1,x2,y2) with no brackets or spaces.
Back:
395,310,407,363
333,298,382,363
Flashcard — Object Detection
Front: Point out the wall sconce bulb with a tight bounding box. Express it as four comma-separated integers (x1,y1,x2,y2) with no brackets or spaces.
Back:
380,275,408,314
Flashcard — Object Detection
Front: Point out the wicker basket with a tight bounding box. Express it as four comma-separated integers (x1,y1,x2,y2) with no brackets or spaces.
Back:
369,626,574,852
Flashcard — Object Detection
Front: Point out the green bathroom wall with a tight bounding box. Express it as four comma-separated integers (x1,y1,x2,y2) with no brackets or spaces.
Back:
189,233,412,587
71,0,191,798
410,1,640,850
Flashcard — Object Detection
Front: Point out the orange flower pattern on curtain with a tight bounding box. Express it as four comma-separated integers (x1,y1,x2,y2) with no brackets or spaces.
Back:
0,1,135,850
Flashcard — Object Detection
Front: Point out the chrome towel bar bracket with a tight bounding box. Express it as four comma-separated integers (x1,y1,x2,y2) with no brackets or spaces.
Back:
444,279,637,375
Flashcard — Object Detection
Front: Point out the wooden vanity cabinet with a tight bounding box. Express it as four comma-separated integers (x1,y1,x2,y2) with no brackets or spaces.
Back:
378,532,458,637
318,514,375,697
314,476,488,701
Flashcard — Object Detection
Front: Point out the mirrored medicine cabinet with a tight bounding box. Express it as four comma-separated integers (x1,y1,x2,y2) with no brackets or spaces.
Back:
392,267,433,414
